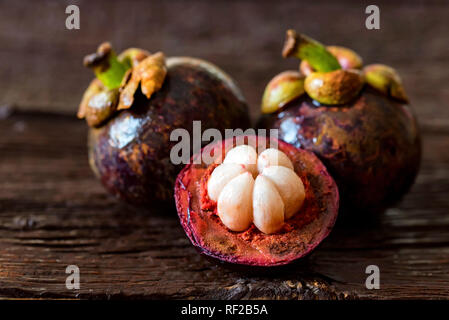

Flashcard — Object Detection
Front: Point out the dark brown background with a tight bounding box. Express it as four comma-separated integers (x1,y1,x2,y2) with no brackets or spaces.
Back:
0,0,448,299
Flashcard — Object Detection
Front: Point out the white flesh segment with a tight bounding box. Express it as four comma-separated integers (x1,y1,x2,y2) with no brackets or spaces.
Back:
217,172,254,232
223,145,258,177
207,163,246,201
257,148,294,173
252,175,285,234
262,166,305,219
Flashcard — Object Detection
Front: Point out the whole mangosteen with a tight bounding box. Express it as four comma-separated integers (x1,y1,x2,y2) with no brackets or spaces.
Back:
175,135,339,266
78,43,250,206
258,30,421,214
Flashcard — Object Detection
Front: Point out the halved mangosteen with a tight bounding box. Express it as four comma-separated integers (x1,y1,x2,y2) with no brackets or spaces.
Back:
175,135,339,266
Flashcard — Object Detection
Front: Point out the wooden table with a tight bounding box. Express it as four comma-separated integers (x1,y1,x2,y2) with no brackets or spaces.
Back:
0,0,448,300
0,108,448,300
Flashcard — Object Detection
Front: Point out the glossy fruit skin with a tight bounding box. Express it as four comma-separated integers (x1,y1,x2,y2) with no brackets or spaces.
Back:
88,57,250,206
258,87,421,214
175,135,339,267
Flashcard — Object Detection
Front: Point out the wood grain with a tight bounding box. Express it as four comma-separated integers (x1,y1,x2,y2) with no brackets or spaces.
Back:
0,0,448,300
0,109,448,299
0,0,448,123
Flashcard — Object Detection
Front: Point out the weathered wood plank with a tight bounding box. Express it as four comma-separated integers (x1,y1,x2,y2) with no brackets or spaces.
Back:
0,0,448,300
0,110,448,299
0,0,448,123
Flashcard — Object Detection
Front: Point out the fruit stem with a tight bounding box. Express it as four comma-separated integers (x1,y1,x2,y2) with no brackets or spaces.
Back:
83,42,130,90
282,30,341,73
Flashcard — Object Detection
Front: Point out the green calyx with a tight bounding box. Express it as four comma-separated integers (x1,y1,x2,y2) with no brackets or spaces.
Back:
118,48,151,68
363,64,409,103
300,46,363,76
83,42,130,90
79,45,168,128
261,71,305,114
260,30,410,110
77,79,119,127
304,69,365,105
282,29,341,72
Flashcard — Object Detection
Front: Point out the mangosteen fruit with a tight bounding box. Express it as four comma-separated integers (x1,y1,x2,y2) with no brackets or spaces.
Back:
258,30,421,214
78,43,250,206
175,135,339,266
